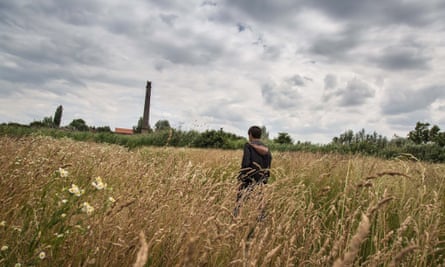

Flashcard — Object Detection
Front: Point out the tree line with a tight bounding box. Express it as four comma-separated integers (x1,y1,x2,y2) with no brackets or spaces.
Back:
2,106,444,162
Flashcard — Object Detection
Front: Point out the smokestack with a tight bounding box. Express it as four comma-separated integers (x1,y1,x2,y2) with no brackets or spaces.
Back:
142,81,151,133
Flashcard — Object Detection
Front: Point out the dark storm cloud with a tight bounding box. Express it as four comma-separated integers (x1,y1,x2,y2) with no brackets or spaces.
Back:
0,89,14,99
147,0,186,10
223,0,299,23
160,14,179,26
338,79,375,106
371,45,431,71
152,36,224,66
261,76,304,109
105,15,146,36
201,1,217,7
222,0,444,67
29,0,102,26
307,0,373,19
200,98,249,130
0,0,225,105
323,78,375,106
0,30,118,91
0,62,86,89
306,0,445,31
202,105,246,123
0,0,150,93
224,0,444,27
0,0,101,29
0,1,112,73
307,0,434,26
1,32,109,67
383,109,433,133
381,85,445,115
309,28,361,60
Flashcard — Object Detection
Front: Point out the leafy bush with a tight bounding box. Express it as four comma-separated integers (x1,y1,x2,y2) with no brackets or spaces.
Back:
1,124,445,162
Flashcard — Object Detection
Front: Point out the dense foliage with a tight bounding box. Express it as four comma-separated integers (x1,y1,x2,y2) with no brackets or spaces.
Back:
1,120,445,162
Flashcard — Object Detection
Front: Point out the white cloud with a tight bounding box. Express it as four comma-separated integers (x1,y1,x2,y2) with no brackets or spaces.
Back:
381,85,444,115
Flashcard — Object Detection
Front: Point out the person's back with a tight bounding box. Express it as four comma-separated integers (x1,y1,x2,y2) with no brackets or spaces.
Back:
240,140,271,183
234,126,272,217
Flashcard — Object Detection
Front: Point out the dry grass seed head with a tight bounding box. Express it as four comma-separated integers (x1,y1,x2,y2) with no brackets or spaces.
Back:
389,245,419,267
133,231,148,267
333,213,371,267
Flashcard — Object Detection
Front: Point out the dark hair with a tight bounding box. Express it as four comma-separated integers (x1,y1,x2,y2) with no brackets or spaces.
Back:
248,126,262,139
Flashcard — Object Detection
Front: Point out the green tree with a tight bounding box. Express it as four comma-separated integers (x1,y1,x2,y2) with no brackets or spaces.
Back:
341,130,354,145
192,129,226,148
333,130,354,145
429,125,440,142
133,117,143,134
408,122,431,144
155,120,171,132
274,132,293,144
53,105,63,128
353,128,365,143
435,132,445,147
95,126,111,132
69,119,88,131
30,121,45,128
42,116,55,128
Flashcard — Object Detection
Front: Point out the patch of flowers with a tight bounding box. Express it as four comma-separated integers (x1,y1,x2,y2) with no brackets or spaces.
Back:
92,176,107,190
68,184,84,197
81,202,95,215
58,167,69,178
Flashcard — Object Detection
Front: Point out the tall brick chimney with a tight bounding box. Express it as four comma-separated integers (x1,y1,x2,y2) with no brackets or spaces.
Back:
142,81,151,133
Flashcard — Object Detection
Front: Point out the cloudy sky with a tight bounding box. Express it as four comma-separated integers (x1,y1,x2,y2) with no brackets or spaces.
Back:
1,0,445,143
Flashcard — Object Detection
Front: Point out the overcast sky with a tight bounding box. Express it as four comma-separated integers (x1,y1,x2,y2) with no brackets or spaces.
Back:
1,0,444,143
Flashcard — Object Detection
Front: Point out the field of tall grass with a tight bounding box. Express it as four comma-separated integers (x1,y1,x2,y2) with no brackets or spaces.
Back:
1,135,444,266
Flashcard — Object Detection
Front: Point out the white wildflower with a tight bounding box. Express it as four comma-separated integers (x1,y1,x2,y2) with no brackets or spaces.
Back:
0,221,6,227
39,251,46,260
68,184,84,197
92,176,106,190
14,263,22,267
54,233,64,238
58,168,69,178
61,213,66,218
81,202,95,215
108,197,116,203
1,245,8,251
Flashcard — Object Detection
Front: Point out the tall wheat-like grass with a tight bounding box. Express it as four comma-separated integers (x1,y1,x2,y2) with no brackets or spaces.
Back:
0,136,444,266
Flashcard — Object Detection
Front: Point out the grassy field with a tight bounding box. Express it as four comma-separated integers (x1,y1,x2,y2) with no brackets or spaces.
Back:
0,135,444,266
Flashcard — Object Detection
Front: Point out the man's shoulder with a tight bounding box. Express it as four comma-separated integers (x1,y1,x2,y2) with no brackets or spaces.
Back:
249,142,269,156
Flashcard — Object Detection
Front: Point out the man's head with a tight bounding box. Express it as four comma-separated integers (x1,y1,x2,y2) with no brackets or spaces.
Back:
248,126,262,140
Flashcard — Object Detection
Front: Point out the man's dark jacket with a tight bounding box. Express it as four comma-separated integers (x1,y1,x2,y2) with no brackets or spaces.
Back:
240,140,272,183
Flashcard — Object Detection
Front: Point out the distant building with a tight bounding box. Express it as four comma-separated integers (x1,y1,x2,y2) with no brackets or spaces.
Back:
114,128,134,135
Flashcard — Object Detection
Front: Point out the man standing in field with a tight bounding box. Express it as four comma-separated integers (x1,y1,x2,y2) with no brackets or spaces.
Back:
233,126,272,218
